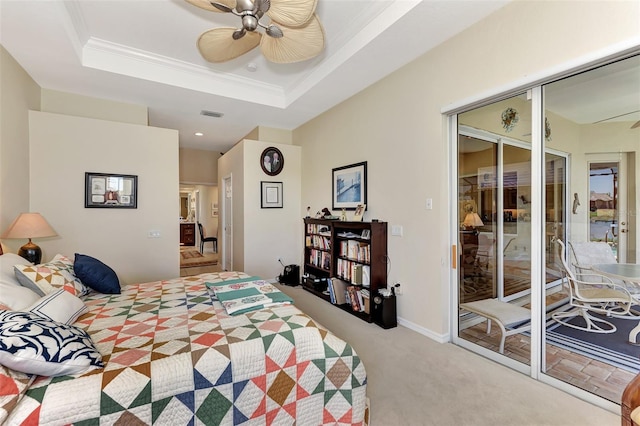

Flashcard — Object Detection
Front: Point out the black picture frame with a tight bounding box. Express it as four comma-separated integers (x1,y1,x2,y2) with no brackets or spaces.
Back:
261,181,283,208
260,147,284,176
85,172,138,208
332,161,367,210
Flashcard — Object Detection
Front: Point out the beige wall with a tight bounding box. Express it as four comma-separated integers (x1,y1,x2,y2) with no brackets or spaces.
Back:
241,126,293,145
29,111,180,284
294,0,640,339
41,89,148,126
179,148,221,184
218,139,301,279
218,142,245,272
0,46,40,250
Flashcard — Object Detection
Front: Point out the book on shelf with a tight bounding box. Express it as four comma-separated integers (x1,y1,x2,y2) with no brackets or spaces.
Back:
346,285,366,312
331,278,348,305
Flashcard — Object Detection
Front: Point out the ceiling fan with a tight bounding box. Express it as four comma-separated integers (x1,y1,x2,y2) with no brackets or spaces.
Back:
186,0,325,64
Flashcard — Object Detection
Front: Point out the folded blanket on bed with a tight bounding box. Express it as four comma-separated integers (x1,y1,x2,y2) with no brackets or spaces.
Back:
206,277,294,315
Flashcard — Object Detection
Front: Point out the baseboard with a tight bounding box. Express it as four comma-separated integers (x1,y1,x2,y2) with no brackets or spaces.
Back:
397,316,450,344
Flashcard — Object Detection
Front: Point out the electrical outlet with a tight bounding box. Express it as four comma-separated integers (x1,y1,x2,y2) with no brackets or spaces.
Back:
394,282,402,296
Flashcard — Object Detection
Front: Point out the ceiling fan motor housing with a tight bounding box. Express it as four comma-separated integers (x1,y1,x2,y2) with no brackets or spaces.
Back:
241,15,258,31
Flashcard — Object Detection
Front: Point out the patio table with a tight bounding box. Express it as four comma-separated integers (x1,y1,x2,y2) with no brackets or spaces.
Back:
592,263,640,345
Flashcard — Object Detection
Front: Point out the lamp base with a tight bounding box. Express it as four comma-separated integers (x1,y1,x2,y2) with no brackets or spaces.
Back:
18,240,42,264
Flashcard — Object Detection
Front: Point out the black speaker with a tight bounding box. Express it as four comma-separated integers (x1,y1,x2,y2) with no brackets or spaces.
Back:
372,295,397,329
279,264,299,286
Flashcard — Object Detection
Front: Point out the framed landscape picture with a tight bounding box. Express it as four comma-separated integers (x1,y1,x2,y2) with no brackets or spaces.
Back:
332,161,367,210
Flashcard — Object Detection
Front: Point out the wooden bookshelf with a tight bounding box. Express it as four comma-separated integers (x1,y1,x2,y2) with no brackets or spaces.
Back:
303,218,388,323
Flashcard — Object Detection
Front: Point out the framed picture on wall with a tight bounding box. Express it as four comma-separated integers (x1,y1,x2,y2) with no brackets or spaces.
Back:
261,181,283,208
332,161,367,210
85,172,137,208
260,147,284,176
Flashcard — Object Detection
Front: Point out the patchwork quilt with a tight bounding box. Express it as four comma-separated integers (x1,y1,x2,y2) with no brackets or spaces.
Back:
4,272,367,425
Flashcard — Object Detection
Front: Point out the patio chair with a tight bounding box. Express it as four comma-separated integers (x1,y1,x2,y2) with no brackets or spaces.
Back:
569,240,640,297
552,238,634,333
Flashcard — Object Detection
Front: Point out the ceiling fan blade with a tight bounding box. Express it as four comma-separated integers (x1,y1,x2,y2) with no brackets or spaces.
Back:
632,120,640,129
267,0,317,28
185,0,236,13
260,14,324,63
198,28,261,63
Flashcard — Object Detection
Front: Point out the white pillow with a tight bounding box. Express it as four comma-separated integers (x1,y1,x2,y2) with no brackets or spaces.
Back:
0,311,103,377
0,280,40,310
26,289,88,324
0,253,32,286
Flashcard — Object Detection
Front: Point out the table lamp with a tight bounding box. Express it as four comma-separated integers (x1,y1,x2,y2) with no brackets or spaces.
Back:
462,212,484,229
1,212,57,264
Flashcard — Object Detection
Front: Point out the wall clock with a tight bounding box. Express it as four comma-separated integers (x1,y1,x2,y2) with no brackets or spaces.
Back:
260,147,284,176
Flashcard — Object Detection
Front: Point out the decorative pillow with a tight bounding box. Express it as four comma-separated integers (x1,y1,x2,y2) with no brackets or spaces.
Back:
74,254,120,294
26,289,87,324
0,311,103,377
14,254,90,297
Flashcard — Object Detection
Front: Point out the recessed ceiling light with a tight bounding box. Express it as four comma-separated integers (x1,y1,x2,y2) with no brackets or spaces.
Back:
195,132,204,136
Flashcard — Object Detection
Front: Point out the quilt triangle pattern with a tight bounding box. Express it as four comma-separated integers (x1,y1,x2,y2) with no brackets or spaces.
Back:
5,273,367,425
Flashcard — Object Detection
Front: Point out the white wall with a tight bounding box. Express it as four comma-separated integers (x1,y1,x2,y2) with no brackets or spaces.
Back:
0,46,40,249
243,140,301,280
29,111,180,284
218,139,301,280
294,0,640,339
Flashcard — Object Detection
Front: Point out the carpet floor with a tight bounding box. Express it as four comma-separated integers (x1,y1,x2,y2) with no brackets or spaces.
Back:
275,284,619,425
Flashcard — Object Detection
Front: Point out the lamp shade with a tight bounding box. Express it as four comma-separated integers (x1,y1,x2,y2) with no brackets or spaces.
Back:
463,212,484,227
1,213,57,239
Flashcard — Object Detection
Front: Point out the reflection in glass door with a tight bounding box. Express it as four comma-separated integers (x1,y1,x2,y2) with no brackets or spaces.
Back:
456,92,532,365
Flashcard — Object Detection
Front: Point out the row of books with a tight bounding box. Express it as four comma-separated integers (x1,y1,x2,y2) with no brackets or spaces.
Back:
335,259,370,286
308,249,330,270
338,240,370,263
306,224,331,236
327,278,370,313
305,235,331,250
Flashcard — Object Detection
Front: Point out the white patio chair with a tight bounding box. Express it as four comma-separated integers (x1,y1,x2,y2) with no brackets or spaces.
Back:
552,238,634,333
569,240,640,298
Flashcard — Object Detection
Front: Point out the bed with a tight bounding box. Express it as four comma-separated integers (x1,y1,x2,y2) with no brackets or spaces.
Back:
0,253,368,425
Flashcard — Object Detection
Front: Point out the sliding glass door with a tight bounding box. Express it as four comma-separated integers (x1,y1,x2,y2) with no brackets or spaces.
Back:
453,53,640,408
456,93,533,366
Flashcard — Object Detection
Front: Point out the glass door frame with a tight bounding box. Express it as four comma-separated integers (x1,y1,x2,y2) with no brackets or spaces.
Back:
448,86,621,414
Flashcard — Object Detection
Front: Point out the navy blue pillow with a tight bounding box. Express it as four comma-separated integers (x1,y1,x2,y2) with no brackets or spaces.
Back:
74,254,120,294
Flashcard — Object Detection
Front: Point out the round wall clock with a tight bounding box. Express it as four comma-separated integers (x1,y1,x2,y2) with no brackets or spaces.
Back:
260,147,284,176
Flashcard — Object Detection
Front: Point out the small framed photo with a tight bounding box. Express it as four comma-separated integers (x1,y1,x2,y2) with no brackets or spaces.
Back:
361,229,371,239
260,147,284,176
353,204,366,221
332,161,367,210
261,181,283,208
85,172,137,208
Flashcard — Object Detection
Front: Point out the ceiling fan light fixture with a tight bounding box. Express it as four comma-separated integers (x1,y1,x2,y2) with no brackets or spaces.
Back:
187,0,324,64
